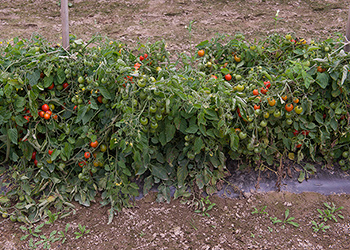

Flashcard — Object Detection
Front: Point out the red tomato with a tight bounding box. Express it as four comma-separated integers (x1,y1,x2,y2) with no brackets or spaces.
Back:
48,150,53,155
42,104,50,112
293,129,299,136
264,81,271,88
63,82,69,89
24,116,30,123
260,87,268,95
32,151,37,160
48,83,54,90
144,53,148,59
139,55,144,61
225,74,232,81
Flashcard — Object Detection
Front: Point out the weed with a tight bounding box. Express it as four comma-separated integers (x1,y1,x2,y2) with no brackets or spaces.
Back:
74,224,91,239
194,196,216,217
251,205,268,215
270,209,299,229
317,202,344,223
311,221,330,233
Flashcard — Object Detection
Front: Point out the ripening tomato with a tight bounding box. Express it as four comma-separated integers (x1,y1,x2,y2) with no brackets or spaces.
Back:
260,87,268,95
282,95,288,101
293,97,299,104
268,98,276,106
254,104,261,110
90,141,99,148
234,54,241,62
198,50,205,57
285,103,294,112
294,106,303,114
264,81,271,88
225,74,232,81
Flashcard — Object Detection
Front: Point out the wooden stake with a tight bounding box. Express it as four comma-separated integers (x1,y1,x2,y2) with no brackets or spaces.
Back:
345,6,350,52
61,0,69,50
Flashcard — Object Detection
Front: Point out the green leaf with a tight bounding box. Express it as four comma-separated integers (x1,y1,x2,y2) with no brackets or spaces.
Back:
193,137,203,154
7,128,18,145
75,106,88,124
43,75,54,88
307,122,316,130
177,165,188,188
330,118,338,131
316,72,329,89
143,176,153,195
185,124,198,134
196,40,209,48
27,69,41,86
229,130,239,151
221,68,230,75
151,164,168,180
98,85,112,99
56,68,66,84
165,121,175,143
315,112,324,124
298,171,305,183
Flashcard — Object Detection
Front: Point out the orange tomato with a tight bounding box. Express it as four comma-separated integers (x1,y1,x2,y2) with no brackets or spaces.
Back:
293,97,299,104
253,89,259,96
90,141,99,148
254,104,261,110
282,95,288,101
268,98,276,106
198,50,205,57
285,103,294,112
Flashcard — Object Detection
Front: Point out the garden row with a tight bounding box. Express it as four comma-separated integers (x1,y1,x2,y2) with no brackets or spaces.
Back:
0,33,349,223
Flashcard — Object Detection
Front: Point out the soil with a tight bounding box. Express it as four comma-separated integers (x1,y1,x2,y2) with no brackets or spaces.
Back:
1,0,350,249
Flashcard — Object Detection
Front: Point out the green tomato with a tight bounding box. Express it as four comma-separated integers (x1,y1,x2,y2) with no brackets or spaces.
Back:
330,102,336,110
236,84,244,91
78,76,85,84
285,112,293,118
137,80,146,88
149,105,157,113
342,151,349,158
150,122,158,129
260,120,268,127
273,110,281,118
286,119,293,125
155,113,163,121
339,159,346,166
235,75,242,81
140,117,148,126
239,131,247,140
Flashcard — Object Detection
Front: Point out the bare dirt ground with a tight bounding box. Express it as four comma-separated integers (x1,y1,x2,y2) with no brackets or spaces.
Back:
1,0,350,249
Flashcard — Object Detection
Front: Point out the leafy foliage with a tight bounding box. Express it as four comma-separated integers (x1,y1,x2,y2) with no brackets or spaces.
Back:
0,33,349,223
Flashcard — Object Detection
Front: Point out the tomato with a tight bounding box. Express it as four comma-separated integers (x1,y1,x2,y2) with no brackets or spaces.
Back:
149,105,157,113
264,81,271,88
155,113,163,121
78,76,85,84
293,129,299,136
32,151,37,160
137,80,146,88
285,103,294,112
78,161,86,168
254,109,261,116
140,117,148,126
301,130,309,136
236,84,244,91
260,87,268,95
48,149,53,155
48,83,54,90
293,97,299,104
24,115,30,123
273,110,281,118
84,152,91,159
286,119,293,125
58,163,66,171
63,82,69,89
253,89,259,96
150,122,158,129
285,112,293,118
44,113,50,120
96,95,103,104
342,151,349,158
90,141,99,148
211,75,217,79
285,34,292,40
296,143,302,148
317,66,326,73
323,114,327,119
254,104,260,110
260,120,268,127
140,55,144,61
42,104,50,112
268,98,276,106
46,110,52,116
282,95,288,101
49,104,55,111
294,106,303,114
263,112,270,119
198,50,205,57
239,131,247,139
144,53,148,59
225,74,232,81
234,54,241,62
34,159,38,166
100,144,107,152
39,111,45,118
235,75,242,81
